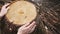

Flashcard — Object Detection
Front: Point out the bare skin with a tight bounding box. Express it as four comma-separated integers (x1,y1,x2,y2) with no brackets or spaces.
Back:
0,3,36,34
0,3,10,17
17,21,36,34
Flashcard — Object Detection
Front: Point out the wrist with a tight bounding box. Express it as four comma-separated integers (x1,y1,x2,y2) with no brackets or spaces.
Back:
0,14,2,18
17,32,23,34
0,13,4,18
17,32,28,34
0,13,3,18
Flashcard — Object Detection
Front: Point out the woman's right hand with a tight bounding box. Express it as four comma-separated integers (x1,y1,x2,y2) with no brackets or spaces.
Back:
17,21,36,34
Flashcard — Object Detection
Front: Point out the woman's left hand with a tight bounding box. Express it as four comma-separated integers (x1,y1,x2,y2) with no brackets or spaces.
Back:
0,3,10,17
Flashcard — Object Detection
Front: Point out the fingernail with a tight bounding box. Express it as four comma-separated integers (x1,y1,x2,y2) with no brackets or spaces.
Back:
33,21,36,24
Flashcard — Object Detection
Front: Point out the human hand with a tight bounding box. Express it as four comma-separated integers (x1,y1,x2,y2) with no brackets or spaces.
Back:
17,21,36,34
0,3,10,17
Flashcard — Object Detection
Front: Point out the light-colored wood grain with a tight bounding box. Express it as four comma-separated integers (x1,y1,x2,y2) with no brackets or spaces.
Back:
6,1,37,25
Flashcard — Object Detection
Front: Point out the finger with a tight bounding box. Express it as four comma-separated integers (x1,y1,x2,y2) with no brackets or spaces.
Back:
6,7,10,10
30,25,36,33
3,3,10,8
22,22,30,27
27,21,36,28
